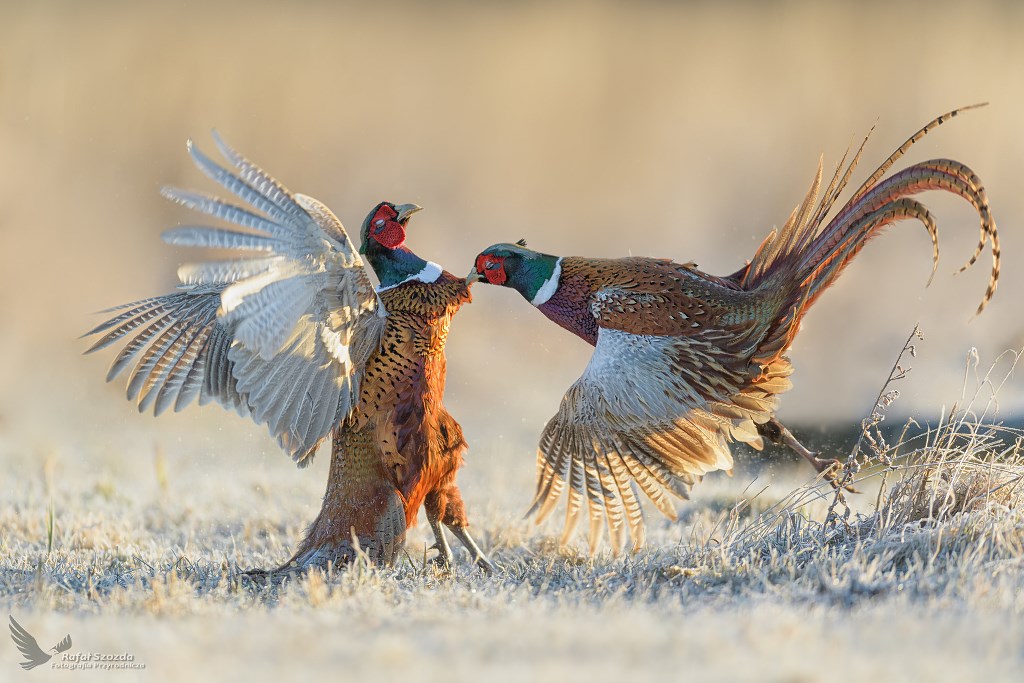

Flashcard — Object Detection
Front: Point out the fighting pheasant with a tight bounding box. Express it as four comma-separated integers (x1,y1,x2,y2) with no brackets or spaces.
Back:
84,134,492,574
471,106,1000,554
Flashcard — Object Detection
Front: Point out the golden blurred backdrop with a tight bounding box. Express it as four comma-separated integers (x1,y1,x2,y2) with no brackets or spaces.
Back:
1,0,1022,472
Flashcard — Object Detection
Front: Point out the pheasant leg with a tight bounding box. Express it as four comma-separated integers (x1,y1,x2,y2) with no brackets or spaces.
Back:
446,524,496,573
757,417,858,492
427,511,455,568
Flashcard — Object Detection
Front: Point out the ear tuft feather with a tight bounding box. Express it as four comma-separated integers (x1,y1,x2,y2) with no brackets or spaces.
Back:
515,238,528,247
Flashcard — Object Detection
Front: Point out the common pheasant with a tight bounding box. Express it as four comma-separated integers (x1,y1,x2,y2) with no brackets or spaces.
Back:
470,106,1000,554
84,135,492,574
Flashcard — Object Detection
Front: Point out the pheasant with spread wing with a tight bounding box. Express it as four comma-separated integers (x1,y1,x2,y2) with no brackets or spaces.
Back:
471,106,1000,554
84,136,492,574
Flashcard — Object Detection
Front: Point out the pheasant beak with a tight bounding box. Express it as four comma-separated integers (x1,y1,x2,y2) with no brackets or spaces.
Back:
394,203,423,224
466,268,483,284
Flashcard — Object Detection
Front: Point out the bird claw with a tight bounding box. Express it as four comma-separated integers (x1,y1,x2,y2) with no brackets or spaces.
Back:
427,514,495,573
760,418,860,493
809,455,860,494
425,539,495,574
446,524,496,574
426,541,454,570
239,567,294,588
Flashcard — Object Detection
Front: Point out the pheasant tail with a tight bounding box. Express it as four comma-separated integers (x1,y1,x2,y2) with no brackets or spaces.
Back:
745,106,999,364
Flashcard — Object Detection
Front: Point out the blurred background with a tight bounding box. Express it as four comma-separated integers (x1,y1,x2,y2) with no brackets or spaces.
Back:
1,0,1022,497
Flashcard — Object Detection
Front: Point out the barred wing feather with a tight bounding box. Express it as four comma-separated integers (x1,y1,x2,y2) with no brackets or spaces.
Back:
528,326,781,554
84,134,379,465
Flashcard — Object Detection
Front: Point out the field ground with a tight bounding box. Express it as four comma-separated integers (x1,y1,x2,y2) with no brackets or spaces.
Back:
4,3,1024,679
2,385,1022,682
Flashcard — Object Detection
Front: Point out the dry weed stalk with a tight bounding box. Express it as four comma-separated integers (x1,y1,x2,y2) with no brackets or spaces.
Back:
872,340,1024,526
875,341,1024,525
726,332,1024,569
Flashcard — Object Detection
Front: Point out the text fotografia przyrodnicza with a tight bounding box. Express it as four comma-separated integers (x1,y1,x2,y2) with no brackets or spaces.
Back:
53,652,145,670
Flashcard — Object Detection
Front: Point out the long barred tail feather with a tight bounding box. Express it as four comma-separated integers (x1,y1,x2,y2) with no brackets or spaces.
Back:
745,105,998,360
847,103,989,204
796,157,997,316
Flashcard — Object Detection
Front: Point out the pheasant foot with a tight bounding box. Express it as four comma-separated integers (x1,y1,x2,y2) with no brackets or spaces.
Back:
427,512,455,569
757,417,859,493
444,524,495,573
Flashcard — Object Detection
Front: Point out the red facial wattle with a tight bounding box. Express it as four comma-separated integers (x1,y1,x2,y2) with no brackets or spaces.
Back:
476,254,507,285
369,204,406,249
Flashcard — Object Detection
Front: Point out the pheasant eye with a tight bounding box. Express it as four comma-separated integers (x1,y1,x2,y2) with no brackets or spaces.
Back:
374,218,386,231
486,261,499,270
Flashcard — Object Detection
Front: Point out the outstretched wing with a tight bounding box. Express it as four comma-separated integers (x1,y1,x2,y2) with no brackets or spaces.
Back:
9,616,50,670
53,634,72,653
528,314,788,555
84,134,379,464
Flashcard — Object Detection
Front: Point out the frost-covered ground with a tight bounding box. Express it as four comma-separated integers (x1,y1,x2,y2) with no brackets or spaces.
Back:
4,2,1024,681
2,394,1022,683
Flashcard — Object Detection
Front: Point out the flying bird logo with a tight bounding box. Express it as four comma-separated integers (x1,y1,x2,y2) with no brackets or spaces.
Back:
8,616,72,670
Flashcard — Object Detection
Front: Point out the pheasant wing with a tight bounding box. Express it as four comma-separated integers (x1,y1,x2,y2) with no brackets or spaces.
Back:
585,258,772,339
85,134,379,465
528,317,786,555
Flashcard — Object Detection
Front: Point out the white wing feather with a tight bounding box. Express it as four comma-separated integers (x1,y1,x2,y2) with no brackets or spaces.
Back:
86,134,378,464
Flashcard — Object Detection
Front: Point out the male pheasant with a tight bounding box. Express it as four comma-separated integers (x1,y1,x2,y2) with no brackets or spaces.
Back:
470,106,1000,554
84,135,492,574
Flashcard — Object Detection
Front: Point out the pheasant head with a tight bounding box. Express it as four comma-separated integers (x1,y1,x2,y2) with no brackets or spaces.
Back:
360,201,442,289
360,201,422,253
471,240,562,305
